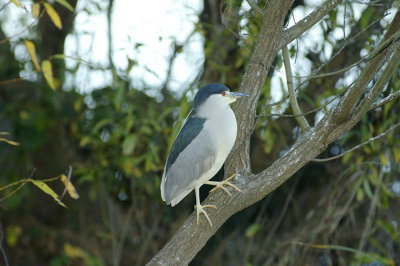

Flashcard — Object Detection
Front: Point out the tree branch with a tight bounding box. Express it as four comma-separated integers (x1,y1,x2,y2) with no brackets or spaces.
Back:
226,0,295,175
147,126,326,265
246,0,264,16
282,45,310,131
369,90,400,110
331,11,400,125
281,0,343,46
312,121,400,162
147,6,400,266
352,41,400,122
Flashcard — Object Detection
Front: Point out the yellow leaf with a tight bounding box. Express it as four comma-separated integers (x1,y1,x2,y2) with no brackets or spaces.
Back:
245,224,260,238
6,225,22,247
30,179,66,207
61,174,79,199
43,2,62,30
393,148,400,163
0,138,19,146
64,243,86,259
10,0,23,8
25,41,41,71
31,3,40,18
356,187,364,201
380,154,387,166
41,60,56,90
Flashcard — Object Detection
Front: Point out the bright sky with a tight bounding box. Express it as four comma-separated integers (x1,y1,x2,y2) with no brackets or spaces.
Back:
1,0,395,100
64,0,203,94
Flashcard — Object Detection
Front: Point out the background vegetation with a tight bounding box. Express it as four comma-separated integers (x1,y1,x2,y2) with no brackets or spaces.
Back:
0,0,399,265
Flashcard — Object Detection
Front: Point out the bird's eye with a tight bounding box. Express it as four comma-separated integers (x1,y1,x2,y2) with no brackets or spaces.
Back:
221,91,226,96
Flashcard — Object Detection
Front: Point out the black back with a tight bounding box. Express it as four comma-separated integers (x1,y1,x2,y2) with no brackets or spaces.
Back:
165,116,206,174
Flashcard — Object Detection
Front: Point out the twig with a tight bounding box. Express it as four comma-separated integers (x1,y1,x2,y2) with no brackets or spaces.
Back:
332,14,400,123
0,221,9,266
260,78,400,119
60,165,73,200
258,14,384,118
356,167,384,265
0,10,45,45
369,90,400,110
246,0,264,16
282,45,310,131
282,0,343,46
312,121,400,162
272,9,388,97
257,90,343,118
258,176,299,259
0,2,11,12
353,41,400,121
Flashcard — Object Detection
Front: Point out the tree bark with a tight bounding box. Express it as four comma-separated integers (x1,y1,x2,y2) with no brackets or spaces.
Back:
146,4,400,265
226,0,295,175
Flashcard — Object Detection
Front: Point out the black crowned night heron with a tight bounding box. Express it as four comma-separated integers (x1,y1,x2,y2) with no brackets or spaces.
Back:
161,83,248,226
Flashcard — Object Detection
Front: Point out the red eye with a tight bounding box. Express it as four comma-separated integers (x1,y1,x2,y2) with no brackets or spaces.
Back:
221,91,226,96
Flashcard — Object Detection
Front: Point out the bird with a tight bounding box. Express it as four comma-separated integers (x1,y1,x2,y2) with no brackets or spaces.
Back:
160,83,248,226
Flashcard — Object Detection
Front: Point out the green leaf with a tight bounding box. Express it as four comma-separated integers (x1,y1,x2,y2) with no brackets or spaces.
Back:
342,151,353,164
356,187,364,201
361,8,375,30
294,242,395,265
245,224,260,238
363,179,374,201
126,58,136,74
377,219,399,240
55,0,74,12
93,118,111,133
79,136,91,147
51,54,66,60
122,134,138,155
6,225,22,247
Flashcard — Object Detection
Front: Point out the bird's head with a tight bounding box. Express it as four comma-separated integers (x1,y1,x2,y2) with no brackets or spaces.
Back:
193,83,249,109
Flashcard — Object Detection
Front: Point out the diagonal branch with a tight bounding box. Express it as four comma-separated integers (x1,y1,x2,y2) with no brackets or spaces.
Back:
369,90,400,110
147,6,400,266
281,0,343,46
352,42,400,122
246,0,264,16
331,11,400,125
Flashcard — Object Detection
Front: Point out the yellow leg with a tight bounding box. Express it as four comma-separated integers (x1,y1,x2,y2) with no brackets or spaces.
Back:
194,186,216,227
206,174,241,195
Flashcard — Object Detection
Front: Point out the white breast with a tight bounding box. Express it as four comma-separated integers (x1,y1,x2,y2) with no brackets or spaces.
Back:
193,94,238,186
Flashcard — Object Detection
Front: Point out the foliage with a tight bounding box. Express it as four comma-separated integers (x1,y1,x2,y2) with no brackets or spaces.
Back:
1,0,400,265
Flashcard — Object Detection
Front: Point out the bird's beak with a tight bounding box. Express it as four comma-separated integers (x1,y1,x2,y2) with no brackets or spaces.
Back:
229,91,249,98
224,91,249,104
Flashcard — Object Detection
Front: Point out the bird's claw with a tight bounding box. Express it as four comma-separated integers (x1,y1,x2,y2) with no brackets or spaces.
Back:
208,174,241,195
194,204,216,227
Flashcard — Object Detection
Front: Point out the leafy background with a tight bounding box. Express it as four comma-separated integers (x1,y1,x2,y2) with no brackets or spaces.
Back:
0,0,399,265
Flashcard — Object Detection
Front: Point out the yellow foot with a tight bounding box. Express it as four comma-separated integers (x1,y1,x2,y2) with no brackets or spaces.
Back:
194,204,216,226
207,174,241,195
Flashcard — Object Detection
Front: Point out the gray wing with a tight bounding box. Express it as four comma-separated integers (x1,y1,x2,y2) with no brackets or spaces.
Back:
161,116,217,206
